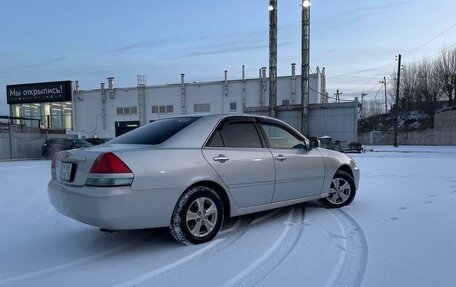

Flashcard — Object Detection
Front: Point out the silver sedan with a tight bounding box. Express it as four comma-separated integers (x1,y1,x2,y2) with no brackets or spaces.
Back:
48,114,360,245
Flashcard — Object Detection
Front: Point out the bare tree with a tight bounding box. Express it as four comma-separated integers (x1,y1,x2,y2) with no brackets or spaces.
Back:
435,45,456,106
388,63,419,113
363,99,384,117
415,59,441,114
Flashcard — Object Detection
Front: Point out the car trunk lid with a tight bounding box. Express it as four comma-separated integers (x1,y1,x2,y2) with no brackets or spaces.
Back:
54,144,150,186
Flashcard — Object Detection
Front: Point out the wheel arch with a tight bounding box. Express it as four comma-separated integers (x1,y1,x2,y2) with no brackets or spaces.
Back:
337,164,354,179
187,180,231,220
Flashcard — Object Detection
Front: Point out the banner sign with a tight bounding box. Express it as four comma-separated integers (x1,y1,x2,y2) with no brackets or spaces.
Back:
6,81,72,104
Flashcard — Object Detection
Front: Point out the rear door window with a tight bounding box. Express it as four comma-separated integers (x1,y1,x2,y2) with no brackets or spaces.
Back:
207,120,263,148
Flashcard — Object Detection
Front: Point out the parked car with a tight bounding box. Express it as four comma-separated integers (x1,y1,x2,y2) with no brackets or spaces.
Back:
84,138,111,145
48,114,360,245
42,138,92,159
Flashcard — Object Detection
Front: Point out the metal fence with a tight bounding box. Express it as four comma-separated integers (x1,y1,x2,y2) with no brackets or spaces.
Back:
0,116,64,160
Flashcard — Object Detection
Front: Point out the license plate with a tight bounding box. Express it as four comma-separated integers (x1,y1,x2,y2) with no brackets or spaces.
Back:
61,162,73,182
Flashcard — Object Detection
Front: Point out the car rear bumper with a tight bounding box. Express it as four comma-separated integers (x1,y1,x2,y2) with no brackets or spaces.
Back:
48,180,183,230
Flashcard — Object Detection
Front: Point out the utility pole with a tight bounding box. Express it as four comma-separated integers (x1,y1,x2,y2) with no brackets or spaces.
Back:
269,0,277,118
361,92,367,118
301,0,311,135
334,89,342,103
394,54,401,147
380,76,387,113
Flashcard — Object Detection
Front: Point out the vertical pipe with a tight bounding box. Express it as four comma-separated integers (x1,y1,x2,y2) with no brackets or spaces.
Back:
137,76,146,126
107,77,114,89
71,81,76,131
181,74,186,115
222,70,228,113
262,67,267,108
242,65,246,111
354,97,359,143
269,0,277,118
321,67,327,103
259,68,263,107
107,77,115,99
224,70,228,97
291,63,296,104
100,83,106,130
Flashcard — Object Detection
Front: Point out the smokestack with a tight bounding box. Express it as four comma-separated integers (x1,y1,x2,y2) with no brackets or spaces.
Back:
100,83,106,130
291,63,296,104
107,77,114,89
242,65,246,111
181,74,186,114
224,70,228,97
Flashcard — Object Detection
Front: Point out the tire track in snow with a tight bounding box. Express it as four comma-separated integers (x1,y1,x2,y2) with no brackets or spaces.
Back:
327,209,368,287
221,206,304,287
0,231,160,287
113,215,255,287
114,208,289,287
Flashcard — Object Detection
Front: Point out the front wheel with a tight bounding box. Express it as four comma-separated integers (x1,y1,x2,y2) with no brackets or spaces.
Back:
170,186,224,245
320,170,356,208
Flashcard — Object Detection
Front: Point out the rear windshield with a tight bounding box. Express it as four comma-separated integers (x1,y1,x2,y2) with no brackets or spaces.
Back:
110,117,201,145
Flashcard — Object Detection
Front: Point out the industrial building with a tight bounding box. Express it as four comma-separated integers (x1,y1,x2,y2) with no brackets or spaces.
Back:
5,64,359,149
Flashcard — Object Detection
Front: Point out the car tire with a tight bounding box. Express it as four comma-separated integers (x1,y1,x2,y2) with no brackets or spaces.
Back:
170,186,224,245
320,170,356,208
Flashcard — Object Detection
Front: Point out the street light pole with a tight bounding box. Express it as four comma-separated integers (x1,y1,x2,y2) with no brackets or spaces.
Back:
269,0,277,118
301,0,310,135
394,54,402,147
380,76,387,113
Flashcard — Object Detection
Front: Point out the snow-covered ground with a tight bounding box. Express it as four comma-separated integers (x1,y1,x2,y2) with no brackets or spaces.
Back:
1,145,455,287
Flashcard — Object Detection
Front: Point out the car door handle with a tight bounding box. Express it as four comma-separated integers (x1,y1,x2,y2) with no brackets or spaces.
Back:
213,155,229,163
275,155,287,161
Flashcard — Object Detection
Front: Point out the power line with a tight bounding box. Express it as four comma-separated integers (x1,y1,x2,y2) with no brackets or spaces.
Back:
309,87,353,102
373,84,384,101
327,23,456,97
326,74,380,80
404,22,456,56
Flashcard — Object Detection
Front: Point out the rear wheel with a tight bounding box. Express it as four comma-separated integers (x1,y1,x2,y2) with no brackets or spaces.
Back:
320,170,356,208
170,186,224,245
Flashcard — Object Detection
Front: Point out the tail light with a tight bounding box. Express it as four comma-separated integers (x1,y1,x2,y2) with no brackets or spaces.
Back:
86,152,134,186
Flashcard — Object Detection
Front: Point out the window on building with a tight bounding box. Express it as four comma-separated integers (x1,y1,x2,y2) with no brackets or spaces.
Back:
117,106,137,116
152,105,174,114
194,103,210,113
282,100,290,106
230,102,237,111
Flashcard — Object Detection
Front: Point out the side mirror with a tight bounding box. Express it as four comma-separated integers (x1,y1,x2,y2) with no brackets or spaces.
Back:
309,137,320,149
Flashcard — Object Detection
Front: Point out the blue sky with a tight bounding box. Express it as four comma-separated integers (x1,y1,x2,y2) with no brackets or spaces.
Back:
1,0,455,115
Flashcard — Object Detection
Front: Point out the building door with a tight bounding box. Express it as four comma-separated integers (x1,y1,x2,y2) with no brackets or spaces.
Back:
115,121,140,137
